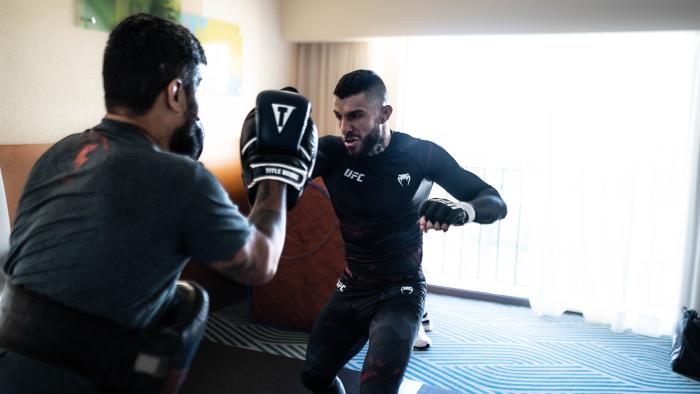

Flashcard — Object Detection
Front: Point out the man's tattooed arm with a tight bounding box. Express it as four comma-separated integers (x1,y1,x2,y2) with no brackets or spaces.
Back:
211,181,287,284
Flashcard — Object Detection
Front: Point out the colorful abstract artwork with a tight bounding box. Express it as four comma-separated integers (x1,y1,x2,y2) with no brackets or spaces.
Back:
181,14,243,96
82,0,181,31
81,2,242,96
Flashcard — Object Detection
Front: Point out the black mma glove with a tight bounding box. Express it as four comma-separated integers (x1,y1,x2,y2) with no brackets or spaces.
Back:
419,198,474,226
240,89,318,210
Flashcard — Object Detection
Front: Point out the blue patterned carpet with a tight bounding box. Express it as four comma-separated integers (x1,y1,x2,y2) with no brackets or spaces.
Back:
204,294,700,393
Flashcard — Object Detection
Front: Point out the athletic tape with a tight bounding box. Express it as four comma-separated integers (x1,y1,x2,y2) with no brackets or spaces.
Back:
458,201,476,223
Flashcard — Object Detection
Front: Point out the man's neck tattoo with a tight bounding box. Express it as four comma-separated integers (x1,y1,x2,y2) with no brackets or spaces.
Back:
368,128,391,156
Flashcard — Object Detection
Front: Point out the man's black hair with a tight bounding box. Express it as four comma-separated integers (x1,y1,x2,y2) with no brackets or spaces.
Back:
333,69,388,104
103,13,207,115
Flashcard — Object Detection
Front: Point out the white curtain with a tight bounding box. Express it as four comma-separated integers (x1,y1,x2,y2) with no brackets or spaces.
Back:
526,32,700,337
366,32,700,336
0,169,10,291
681,38,700,314
296,42,373,136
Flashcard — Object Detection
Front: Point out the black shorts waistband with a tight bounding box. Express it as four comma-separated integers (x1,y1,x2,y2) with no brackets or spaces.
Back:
342,268,425,285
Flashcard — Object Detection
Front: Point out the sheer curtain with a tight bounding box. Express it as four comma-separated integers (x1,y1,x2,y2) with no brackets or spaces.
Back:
526,33,700,337
0,169,10,290
296,42,373,136
367,32,700,336
681,40,700,314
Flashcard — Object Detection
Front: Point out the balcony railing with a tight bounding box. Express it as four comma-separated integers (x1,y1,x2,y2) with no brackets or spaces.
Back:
422,167,528,298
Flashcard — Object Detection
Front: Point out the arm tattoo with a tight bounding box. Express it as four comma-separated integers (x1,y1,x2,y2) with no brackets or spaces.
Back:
219,180,285,282
249,209,280,237
256,181,271,200
222,208,281,280
227,258,257,279
250,181,284,236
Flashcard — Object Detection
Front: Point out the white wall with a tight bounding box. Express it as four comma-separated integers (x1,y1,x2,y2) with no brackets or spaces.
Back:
0,0,106,144
281,0,700,42
0,0,296,161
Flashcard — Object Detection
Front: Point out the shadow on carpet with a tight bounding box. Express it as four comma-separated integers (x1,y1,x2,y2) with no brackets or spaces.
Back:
181,340,461,394
181,341,360,394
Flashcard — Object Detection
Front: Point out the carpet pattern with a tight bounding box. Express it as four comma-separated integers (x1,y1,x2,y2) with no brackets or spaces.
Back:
204,294,700,393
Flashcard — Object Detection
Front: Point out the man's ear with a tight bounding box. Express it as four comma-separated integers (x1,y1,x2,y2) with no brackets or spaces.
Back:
166,79,187,113
381,105,393,124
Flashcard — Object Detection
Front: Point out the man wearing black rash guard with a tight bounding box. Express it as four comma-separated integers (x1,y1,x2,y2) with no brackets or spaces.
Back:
299,70,508,394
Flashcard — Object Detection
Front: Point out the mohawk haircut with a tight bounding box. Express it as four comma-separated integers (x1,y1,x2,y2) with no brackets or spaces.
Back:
333,69,388,104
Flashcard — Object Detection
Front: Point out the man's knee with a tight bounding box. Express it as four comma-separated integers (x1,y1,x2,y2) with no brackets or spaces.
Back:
300,370,345,394
360,356,404,394
361,326,415,393
371,318,418,344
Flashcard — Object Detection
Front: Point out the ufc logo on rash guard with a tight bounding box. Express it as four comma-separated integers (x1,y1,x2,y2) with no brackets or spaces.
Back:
344,169,365,182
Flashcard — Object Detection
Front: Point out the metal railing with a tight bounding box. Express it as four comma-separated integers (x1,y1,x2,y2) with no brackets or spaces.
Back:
422,167,528,298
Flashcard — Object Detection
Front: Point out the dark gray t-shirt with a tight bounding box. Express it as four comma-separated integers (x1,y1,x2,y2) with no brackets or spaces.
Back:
3,119,252,329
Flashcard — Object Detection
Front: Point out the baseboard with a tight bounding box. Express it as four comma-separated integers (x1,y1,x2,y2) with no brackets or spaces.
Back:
427,284,531,307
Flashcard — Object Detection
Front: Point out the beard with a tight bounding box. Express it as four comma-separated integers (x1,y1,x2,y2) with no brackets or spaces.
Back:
169,100,204,160
345,122,382,157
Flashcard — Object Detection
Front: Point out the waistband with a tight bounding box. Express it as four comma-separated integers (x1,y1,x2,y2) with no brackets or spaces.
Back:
342,267,425,285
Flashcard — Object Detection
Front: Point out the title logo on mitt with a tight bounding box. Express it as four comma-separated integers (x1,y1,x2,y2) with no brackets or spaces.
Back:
271,103,296,133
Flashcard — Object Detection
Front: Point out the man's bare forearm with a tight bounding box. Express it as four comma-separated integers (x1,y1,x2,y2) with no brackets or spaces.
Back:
249,180,287,239
211,180,287,284
243,180,287,282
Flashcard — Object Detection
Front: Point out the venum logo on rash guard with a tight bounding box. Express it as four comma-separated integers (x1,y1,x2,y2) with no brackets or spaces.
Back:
397,173,411,187
344,169,365,182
